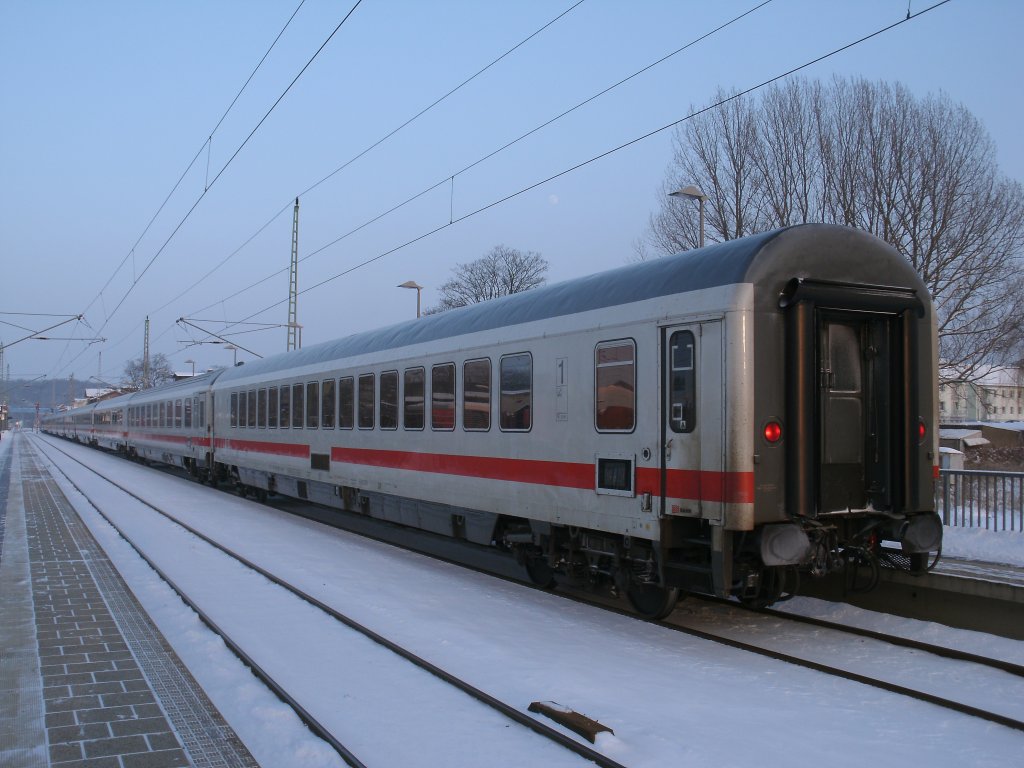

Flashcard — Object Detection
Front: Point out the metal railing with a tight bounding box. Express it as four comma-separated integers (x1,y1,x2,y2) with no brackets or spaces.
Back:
938,469,1024,531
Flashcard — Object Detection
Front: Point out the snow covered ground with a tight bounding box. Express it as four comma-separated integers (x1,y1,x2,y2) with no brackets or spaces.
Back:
942,524,1024,567
13,431,1024,766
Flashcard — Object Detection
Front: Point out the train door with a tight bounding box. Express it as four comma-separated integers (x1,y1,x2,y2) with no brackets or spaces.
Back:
818,313,893,513
661,321,724,522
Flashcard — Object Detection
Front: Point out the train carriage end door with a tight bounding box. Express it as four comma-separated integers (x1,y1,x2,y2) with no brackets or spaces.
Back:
818,313,893,513
662,321,724,522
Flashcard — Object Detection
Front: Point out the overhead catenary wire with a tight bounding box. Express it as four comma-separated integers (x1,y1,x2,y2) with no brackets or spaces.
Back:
146,0,593,328
209,1,953,338
178,0,776,332
51,0,363,380
77,0,309,327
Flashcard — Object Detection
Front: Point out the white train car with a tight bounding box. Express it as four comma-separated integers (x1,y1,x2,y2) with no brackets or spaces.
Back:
91,393,131,453
122,371,220,479
208,224,942,614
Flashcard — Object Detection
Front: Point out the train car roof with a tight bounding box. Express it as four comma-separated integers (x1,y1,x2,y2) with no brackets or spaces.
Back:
216,223,917,382
93,369,226,408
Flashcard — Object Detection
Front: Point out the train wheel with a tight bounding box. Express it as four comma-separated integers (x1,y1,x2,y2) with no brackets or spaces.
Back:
626,584,680,619
524,556,556,589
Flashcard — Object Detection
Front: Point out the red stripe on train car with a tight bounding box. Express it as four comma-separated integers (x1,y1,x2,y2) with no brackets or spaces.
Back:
637,467,754,504
222,438,311,458
331,446,754,503
330,447,594,488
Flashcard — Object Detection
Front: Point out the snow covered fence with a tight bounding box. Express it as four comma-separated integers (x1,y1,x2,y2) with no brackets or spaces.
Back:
938,469,1024,531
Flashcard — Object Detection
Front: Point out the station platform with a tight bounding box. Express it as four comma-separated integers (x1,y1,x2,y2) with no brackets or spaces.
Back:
0,432,259,768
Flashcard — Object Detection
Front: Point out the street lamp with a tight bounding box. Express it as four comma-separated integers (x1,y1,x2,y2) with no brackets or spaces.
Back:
184,358,195,376
223,345,238,366
398,280,424,318
670,185,708,249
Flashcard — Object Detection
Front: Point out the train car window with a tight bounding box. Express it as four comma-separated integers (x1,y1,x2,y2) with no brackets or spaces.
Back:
595,340,636,432
255,390,264,428
247,390,256,428
358,374,374,429
168,401,175,427
380,371,399,430
500,353,532,431
184,398,192,429
432,363,455,431
176,399,183,429
339,377,354,429
292,383,304,429
158,401,165,428
280,386,291,429
322,379,336,429
306,381,319,429
239,391,248,428
199,399,206,429
268,387,279,429
404,367,425,430
463,358,491,431
669,330,696,434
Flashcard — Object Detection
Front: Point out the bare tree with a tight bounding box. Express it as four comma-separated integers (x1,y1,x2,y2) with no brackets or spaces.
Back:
644,77,1024,379
121,353,174,390
427,245,548,314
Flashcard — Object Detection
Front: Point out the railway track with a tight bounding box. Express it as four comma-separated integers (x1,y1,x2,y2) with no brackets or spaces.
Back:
35,432,1024,751
32,435,625,768
562,585,1024,733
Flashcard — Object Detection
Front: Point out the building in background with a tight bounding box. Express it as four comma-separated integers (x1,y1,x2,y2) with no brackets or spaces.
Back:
939,365,1024,423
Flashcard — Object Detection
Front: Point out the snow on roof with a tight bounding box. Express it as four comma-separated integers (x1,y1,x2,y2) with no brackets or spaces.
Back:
940,428,982,440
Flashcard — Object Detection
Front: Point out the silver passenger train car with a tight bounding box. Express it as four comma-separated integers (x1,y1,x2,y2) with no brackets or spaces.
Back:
44,224,942,615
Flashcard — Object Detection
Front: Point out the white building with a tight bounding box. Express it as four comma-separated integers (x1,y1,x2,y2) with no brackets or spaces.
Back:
939,365,1024,423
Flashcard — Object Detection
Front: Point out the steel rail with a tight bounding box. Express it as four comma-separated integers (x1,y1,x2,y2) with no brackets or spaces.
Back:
33,434,626,768
30,439,367,768
691,594,1024,678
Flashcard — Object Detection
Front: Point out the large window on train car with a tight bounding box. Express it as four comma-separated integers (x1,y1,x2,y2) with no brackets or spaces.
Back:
292,383,304,429
199,399,206,429
595,340,636,432
239,391,248,428
257,390,267,429
500,353,532,431
176,399,183,429
184,399,192,429
339,377,354,429
158,401,165,428
358,374,374,429
463,358,491,431
322,379,336,429
167,401,174,427
669,330,696,434
432,363,455,431
268,387,278,429
280,386,291,429
306,381,319,429
380,371,399,430
247,390,256,428
404,367,425,430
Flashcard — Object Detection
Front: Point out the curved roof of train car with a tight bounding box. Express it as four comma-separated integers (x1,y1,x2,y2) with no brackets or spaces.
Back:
92,369,226,409
216,223,925,383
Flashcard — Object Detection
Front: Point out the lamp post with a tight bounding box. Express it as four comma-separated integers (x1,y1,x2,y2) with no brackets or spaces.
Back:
670,185,708,248
398,280,424,318
185,358,195,377
224,345,238,366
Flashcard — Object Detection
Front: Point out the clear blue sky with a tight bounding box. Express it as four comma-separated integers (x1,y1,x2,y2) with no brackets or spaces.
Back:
1,0,1020,391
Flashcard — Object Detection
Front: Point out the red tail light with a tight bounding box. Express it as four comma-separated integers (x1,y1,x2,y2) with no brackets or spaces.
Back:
918,418,927,444
764,421,783,444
